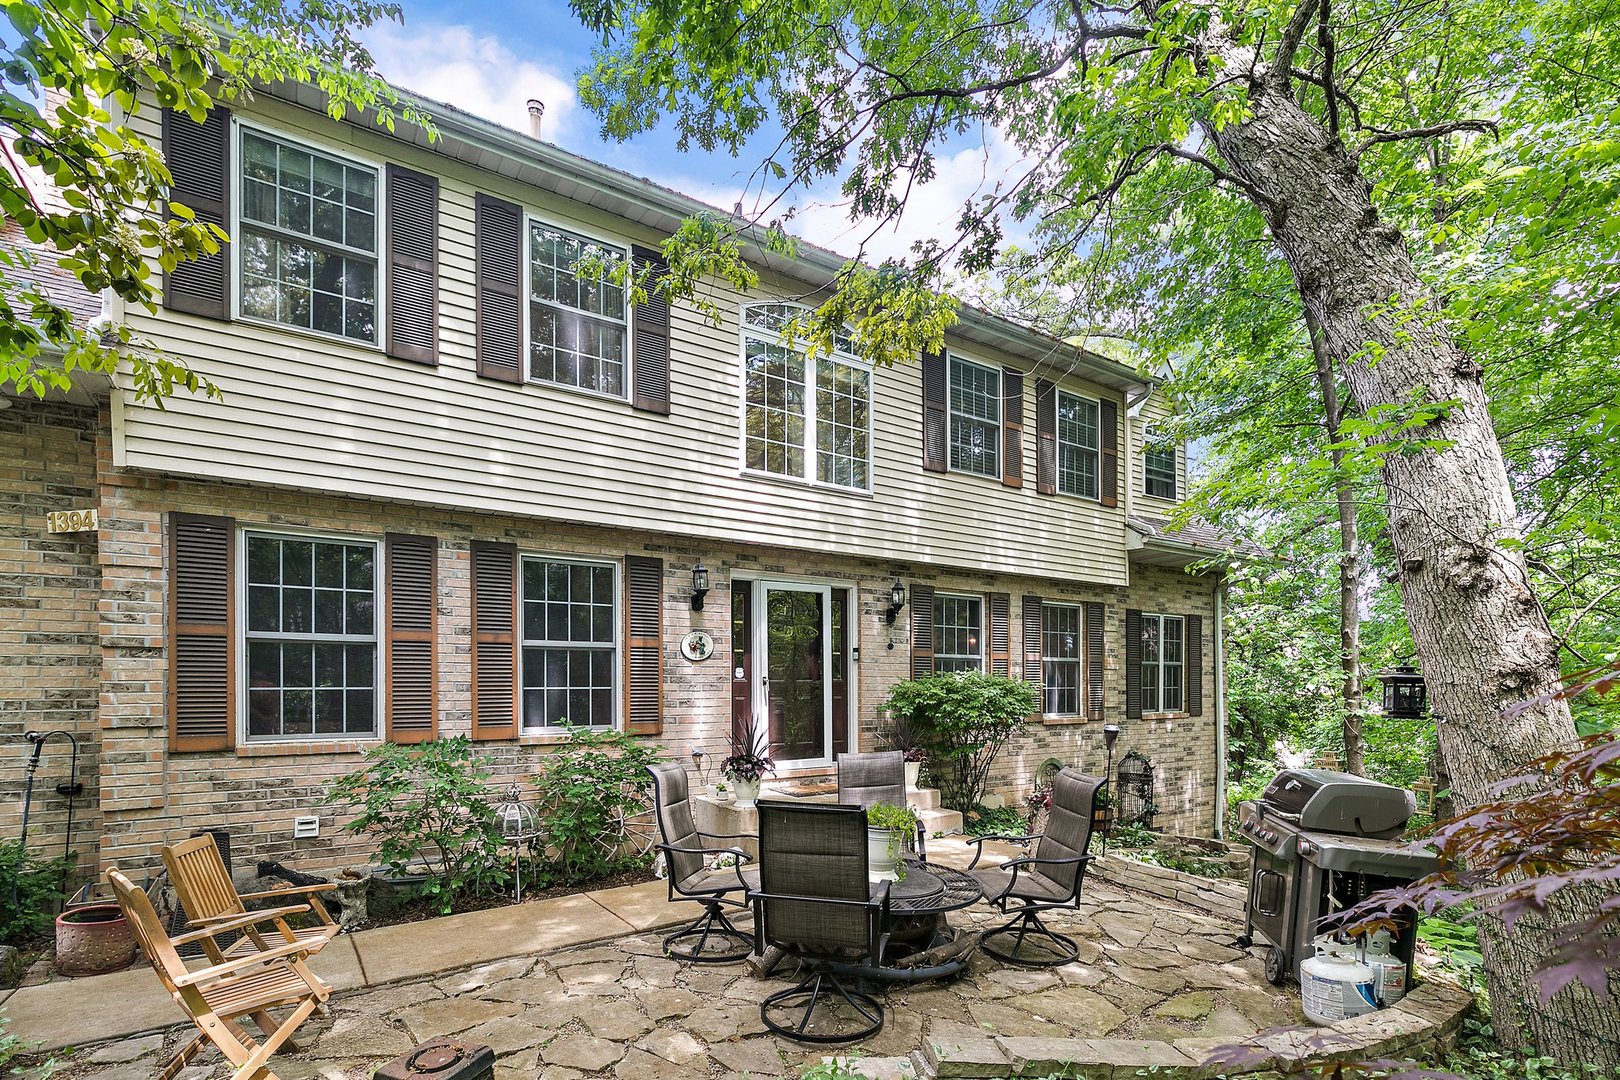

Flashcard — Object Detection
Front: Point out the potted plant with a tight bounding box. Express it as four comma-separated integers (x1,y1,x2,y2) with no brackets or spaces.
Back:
55,903,136,976
882,715,928,789
720,724,774,808
866,803,918,882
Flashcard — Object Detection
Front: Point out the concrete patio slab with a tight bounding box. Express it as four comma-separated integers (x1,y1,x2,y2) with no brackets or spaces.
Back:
309,934,365,991
1,965,174,1050
584,878,691,932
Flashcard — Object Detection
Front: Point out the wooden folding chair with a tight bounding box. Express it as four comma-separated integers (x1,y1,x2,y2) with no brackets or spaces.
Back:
108,868,331,1080
162,833,340,962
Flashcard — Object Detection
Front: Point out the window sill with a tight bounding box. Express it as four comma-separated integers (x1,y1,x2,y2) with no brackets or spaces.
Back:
234,312,385,355
1141,712,1190,722
943,465,1005,485
237,738,382,757
1039,713,1095,727
739,468,874,499
524,377,633,409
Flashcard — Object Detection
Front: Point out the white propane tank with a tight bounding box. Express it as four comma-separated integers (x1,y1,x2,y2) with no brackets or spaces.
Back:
1301,939,1379,1025
1363,929,1408,1004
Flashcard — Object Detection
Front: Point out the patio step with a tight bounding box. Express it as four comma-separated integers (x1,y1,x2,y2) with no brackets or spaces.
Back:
907,787,940,811
918,806,963,836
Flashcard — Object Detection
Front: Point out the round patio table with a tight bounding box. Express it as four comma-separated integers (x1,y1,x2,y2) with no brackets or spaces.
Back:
840,857,984,982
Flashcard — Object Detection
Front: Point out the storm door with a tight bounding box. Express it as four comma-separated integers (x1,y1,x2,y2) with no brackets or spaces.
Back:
754,581,833,769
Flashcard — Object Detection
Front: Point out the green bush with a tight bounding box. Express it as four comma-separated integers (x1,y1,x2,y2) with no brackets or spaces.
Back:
963,804,1029,838
530,723,665,884
0,841,73,948
883,672,1035,811
324,736,508,914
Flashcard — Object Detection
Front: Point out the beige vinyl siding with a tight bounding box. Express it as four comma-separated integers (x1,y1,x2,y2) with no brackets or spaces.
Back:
1134,395,1186,515
116,95,1130,585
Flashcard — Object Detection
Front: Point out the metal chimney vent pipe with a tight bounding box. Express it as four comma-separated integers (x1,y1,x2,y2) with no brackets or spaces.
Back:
526,99,546,139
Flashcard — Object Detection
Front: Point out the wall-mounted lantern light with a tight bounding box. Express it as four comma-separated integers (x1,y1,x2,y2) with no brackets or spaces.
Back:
691,563,711,611
884,581,907,624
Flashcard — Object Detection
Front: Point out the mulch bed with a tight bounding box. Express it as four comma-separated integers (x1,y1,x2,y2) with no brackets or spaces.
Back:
350,864,655,930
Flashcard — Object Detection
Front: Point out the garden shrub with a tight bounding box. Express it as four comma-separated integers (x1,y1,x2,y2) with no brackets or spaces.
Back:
530,723,664,884
883,672,1035,812
962,804,1028,838
324,736,508,913
0,841,73,947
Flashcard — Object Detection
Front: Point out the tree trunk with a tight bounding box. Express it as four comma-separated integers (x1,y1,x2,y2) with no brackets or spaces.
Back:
1205,87,1620,1063
1305,307,1365,775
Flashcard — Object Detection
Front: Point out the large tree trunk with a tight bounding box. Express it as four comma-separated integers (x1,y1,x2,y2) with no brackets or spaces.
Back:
1305,308,1365,775
1205,87,1620,1063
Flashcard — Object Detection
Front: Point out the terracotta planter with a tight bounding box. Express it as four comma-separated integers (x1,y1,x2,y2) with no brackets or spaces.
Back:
55,904,136,977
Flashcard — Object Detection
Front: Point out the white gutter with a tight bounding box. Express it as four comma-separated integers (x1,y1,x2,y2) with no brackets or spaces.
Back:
1213,578,1228,838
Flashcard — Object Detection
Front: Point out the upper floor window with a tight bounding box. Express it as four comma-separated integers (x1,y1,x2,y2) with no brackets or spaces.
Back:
520,557,619,730
933,592,984,673
1057,391,1101,499
1145,432,1178,499
741,304,872,490
529,224,629,397
948,355,1000,478
239,129,378,343
1042,602,1083,714
1140,613,1184,713
244,532,378,740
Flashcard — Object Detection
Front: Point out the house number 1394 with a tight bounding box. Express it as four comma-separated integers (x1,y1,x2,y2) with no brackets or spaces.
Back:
46,509,98,533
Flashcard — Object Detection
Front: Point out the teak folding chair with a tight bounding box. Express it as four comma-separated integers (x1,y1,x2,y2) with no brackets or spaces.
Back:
108,868,331,1080
163,833,340,962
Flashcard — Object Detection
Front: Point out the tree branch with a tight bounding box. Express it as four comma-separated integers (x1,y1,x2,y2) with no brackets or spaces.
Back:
1272,0,1322,88
1290,67,1363,129
1355,118,1499,154
1316,0,1340,137
1160,146,1279,211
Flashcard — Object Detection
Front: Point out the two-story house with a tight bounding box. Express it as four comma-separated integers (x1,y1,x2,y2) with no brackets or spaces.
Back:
1,78,1238,876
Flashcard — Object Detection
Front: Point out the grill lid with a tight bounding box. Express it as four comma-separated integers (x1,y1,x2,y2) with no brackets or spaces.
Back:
1259,769,1414,838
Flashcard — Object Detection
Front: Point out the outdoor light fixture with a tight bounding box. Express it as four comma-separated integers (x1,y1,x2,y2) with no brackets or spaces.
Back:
1376,664,1428,719
691,563,711,611
883,581,907,624
1100,724,1122,856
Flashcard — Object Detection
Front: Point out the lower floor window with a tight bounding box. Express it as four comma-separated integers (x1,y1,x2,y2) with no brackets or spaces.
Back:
1140,613,1184,713
520,557,618,729
1042,603,1083,714
933,593,983,673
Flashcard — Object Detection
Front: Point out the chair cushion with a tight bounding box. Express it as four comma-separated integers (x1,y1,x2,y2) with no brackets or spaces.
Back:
677,864,760,896
971,866,1072,904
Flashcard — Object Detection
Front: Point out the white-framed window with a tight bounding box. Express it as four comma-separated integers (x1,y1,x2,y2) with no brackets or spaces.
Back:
741,303,872,490
520,556,619,730
1145,429,1178,499
1042,603,1084,714
528,221,629,397
933,593,984,673
948,354,1000,478
237,125,379,344
1140,613,1184,713
1057,390,1101,499
243,531,379,741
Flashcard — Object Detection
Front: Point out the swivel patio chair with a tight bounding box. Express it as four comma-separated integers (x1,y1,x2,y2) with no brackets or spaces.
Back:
967,767,1104,967
648,761,758,962
751,801,892,1043
163,833,340,964
107,867,331,1080
836,749,925,857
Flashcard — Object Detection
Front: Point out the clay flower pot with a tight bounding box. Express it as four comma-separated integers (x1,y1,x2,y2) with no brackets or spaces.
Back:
55,903,136,977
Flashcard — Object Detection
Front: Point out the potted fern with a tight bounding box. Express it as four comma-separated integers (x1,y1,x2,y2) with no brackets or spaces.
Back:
865,802,918,882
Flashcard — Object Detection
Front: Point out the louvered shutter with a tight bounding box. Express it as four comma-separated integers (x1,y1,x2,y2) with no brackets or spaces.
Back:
1085,601,1105,719
921,350,947,472
988,592,1011,676
474,194,523,383
1124,608,1144,719
1002,370,1024,488
1022,595,1044,710
909,584,935,678
1185,614,1204,717
1035,378,1057,495
1101,398,1120,508
630,245,672,414
470,541,518,740
162,107,231,319
169,512,234,752
385,533,438,743
385,165,439,365
624,556,664,736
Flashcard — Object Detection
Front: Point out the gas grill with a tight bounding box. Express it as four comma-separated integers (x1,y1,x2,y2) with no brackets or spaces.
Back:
1236,769,1440,986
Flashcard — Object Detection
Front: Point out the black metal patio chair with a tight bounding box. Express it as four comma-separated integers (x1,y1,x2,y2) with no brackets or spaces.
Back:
836,750,925,857
647,762,758,963
751,801,892,1043
967,767,1104,967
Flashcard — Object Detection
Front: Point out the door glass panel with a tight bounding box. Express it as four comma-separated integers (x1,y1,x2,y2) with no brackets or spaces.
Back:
765,588,826,762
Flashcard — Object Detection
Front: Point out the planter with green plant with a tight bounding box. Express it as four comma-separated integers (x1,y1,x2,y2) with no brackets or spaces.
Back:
881,714,929,788
720,723,775,808
882,672,1036,812
865,802,919,882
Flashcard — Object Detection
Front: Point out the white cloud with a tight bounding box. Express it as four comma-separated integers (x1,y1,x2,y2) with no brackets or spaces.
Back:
362,21,579,143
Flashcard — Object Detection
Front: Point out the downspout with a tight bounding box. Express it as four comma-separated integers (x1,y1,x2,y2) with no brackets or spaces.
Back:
1213,576,1228,838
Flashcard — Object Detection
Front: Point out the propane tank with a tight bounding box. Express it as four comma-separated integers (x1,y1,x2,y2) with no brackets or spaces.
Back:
1300,937,1379,1025
1362,929,1407,1004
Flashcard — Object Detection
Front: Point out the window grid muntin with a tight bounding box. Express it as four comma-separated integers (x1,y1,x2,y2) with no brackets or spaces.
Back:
528,222,629,397
1057,391,1101,499
932,593,984,673
816,359,870,488
1140,613,1185,713
520,557,619,730
243,533,379,740
1042,603,1083,715
743,335,807,478
1145,442,1178,499
948,355,1000,477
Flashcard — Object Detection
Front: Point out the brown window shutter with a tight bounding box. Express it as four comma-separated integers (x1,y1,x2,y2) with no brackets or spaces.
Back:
168,512,234,752
1021,595,1044,710
921,350,947,472
988,592,1010,676
630,245,672,414
1085,601,1105,719
474,193,523,383
385,533,438,743
1035,378,1057,495
1001,370,1025,488
909,584,935,678
470,541,518,740
1100,398,1120,508
385,165,439,366
1185,614,1204,716
624,556,664,736
161,107,231,320
1124,608,1143,719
